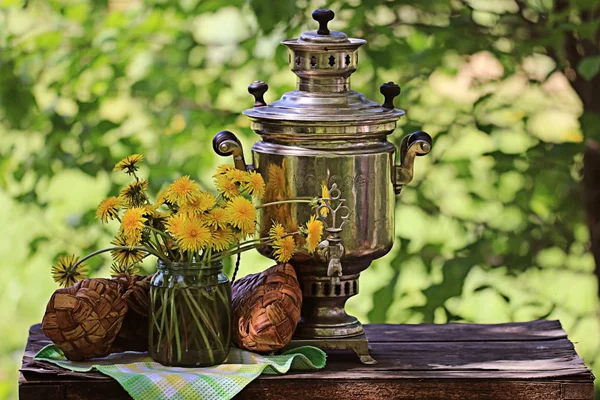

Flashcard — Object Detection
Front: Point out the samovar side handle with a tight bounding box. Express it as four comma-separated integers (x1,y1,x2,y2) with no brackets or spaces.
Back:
394,131,432,193
212,81,270,170
212,130,251,171
380,82,433,194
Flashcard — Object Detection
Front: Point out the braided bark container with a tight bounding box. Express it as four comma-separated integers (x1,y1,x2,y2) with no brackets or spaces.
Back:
231,263,302,353
110,275,151,353
42,275,151,360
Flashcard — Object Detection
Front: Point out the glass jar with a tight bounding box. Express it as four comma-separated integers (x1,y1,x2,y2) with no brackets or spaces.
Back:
148,260,231,367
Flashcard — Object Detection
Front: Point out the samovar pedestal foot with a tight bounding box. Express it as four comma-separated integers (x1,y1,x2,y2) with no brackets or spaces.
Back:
284,334,377,365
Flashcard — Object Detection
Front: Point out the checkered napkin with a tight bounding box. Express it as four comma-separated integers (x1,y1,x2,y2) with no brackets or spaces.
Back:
35,344,326,400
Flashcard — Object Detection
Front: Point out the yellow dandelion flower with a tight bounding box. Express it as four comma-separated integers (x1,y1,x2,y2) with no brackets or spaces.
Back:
142,204,158,216
224,196,256,234
120,207,147,246
305,215,324,253
242,170,265,199
214,164,236,176
179,192,216,215
198,192,217,210
126,230,142,246
206,207,228,229
148,210,170,232
51,255,88,288
110,235,146,267
174,217,212,253
119,179,149,207
319,183,330,217
96,196,121,223
225,168,247,183
155,190,170,207
110,262,140,278
272,236,295,263
210,227,235,252
166,176,201,206
214,174,241,199
166,213,187,237
269,223,286,240
114,154,144,174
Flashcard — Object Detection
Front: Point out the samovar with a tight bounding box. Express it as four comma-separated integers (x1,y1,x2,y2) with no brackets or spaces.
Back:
213,8,431,363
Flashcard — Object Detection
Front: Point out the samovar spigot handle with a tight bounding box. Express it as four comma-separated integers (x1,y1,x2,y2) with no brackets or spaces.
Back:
317,183,349,284
212,130,251,171
318,237,343,285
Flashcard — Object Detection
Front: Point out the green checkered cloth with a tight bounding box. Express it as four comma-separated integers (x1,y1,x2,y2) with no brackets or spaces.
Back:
35,344,326,400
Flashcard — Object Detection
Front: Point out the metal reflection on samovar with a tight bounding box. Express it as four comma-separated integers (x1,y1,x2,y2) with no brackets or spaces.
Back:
213,8,432,363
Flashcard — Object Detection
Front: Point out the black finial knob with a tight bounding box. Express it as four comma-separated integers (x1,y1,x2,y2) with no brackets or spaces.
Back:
248,81,268,107
312,9,335,35
380,81,401,109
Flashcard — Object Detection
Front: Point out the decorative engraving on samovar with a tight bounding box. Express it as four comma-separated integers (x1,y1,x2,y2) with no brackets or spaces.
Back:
213,8,432,363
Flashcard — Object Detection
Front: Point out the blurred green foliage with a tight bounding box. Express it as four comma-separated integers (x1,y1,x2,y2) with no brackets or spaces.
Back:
1,0,600,398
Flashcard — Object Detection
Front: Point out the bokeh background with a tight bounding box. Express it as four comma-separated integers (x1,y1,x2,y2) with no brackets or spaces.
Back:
1,0,600,398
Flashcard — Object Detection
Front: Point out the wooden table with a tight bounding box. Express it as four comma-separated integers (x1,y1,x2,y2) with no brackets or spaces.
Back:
20,320,594,399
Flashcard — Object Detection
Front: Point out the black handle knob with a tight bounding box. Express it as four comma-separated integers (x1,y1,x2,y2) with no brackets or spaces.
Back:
380,81,401,109
405,131,432,157
212,130,249,171
312,8,334,35
213,130,242,157
248,81,268,107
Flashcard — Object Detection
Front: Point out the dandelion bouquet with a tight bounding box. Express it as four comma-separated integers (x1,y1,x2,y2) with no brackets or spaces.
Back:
51,154,324,366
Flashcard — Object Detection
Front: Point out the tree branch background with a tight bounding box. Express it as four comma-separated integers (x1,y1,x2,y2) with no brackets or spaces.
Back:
1,0,599,398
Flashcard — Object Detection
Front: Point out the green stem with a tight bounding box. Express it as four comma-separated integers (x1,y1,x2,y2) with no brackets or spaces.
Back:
146,225,172,240
182,289,215,365
170,288,182,362
208,240,272,262
151,230,170,259
150,289,162,336
256,198,314,209
157,287,169,353
208,231,300,263
73,246,167,266
184,289,226,355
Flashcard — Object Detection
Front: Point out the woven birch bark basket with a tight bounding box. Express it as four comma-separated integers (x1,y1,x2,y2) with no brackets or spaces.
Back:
41,275,150,361
231,263,302,353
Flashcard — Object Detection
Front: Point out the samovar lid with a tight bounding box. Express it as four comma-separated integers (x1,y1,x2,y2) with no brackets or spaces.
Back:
242,9,404,136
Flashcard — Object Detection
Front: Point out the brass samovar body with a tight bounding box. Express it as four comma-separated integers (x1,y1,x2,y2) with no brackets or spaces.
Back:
213,9,431,363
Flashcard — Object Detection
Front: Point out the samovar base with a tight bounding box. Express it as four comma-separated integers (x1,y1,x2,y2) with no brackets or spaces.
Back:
293,271,366,338
293,312,363,338
285,333,376,365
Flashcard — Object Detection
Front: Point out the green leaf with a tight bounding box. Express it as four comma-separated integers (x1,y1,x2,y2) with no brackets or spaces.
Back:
249,0,297,34
577,56,600,81
412,255,479,322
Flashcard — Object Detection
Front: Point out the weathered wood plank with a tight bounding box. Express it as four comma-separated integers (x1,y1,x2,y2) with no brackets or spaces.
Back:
22,338,590,380
364,320,566,343
20,376,589,400
563,382,596,399
19,322,595,400
18,379,64,400
238,380,566,400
